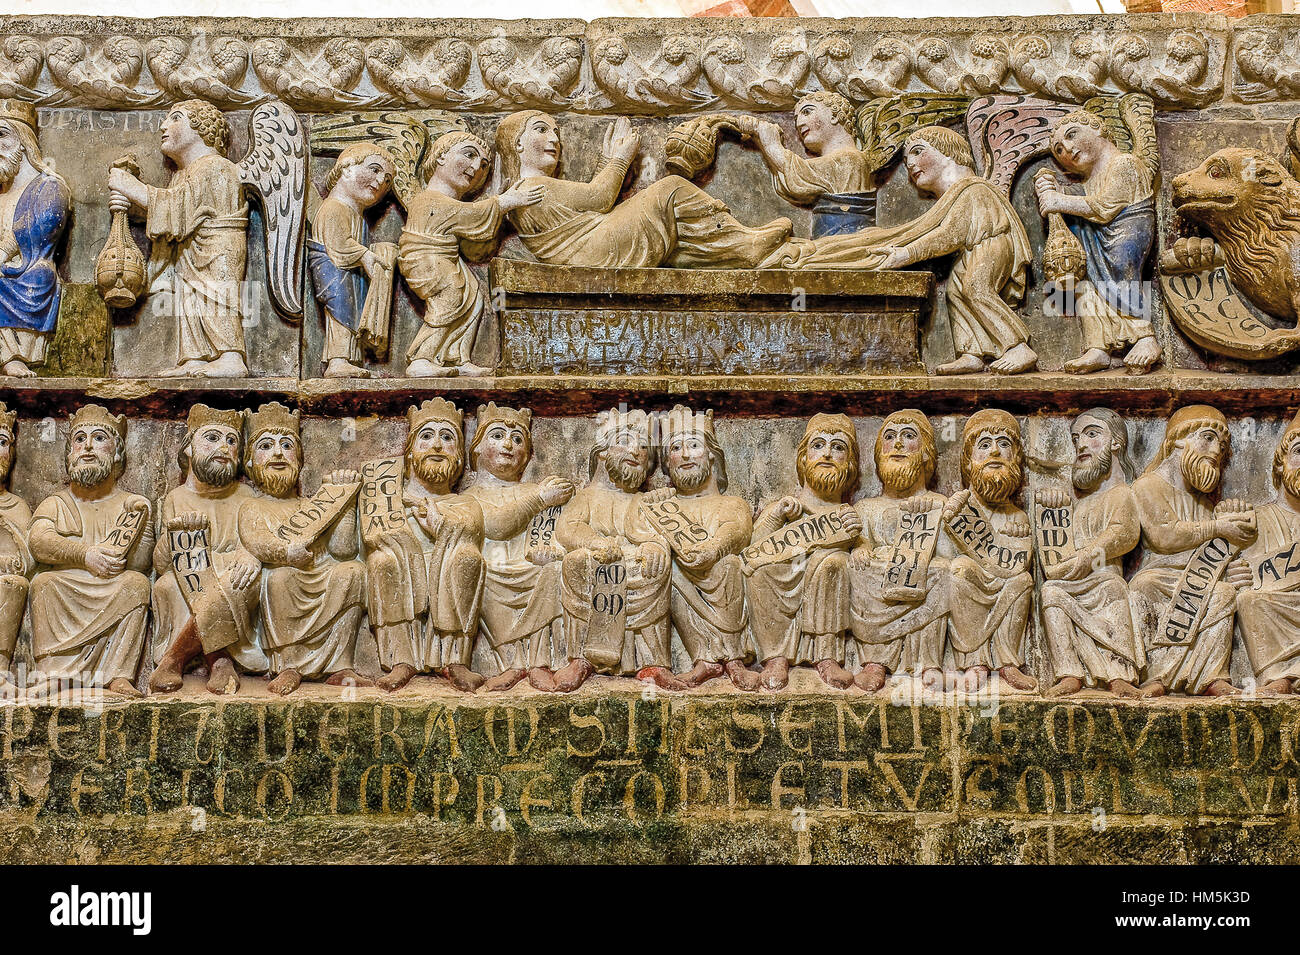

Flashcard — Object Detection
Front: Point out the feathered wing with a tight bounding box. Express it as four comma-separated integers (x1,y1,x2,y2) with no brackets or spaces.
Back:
856,92,969,176
237,100,308,320
966,93,1072,194
1108,92,1160,188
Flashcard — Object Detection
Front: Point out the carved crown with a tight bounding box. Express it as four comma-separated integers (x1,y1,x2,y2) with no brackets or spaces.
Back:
660,404,715,443
408,398,463,435
0,402,15,439
475,402,531,435
245,402,300,444
70,404,127,441
0,99,37,133
185,403,244,438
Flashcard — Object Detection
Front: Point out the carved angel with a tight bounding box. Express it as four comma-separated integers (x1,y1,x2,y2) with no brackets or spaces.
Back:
1234,29,1300,103
0,37,43,100
251,38,368,110
590,35,711,112
144,35,254,107
812,34,911,100
106,98,306,377
364,38,473,107
43,35,152,108
477,33,581,108
1110,32,1215,109
703,31,810,109
856,92,971,175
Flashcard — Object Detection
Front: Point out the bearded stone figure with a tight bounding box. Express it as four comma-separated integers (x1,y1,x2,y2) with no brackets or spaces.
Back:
553,408,676,692
150,404,264,695
941,409,1037,693
0,403,32,693
1235,412,1300,695
1039,409,1144,698
0,100,71,378
748,413,864,691
364,399,486,693
1131,405,1255,697
850,410,953,693
655,406,755,690
463,403,574,692
29,405,154,697
237,403,370,695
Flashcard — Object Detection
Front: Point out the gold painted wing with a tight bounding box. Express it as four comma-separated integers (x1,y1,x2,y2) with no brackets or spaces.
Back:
856,92,970,176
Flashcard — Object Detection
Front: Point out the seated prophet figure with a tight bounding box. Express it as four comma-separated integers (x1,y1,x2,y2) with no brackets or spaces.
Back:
771,126,1038,376
942,410,1037,693
494,110,798,270
29,405,155,697
1035,110,1160,375
462,402,574,692
0,100,71,378
308,143,397,379
552,408,678,693
656,406,755,690
1130,405,1254,697
1236,412,1300,695
850,410,952,693
150,404,263,695
398,132,543,378
0,403,32,694
749,414,863,690
364,399,486,693
237,403,370,695
1039,409,1143,698
742,91,875,236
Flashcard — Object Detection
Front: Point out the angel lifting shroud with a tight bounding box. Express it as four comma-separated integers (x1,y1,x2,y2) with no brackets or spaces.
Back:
108,99,306,378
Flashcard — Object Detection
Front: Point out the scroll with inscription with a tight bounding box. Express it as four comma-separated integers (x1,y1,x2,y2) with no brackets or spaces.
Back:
1152,537,1236,648
742,507,856,572
584,560,627,669
881,500,945,602
359,457,408,549
527,505,563,550
165,514,240,652
641,496,709,554
1254,542,1300,593
945,499,1030,574
276,475,362,546
1032,498,1076,570
100,499,149,561
1161,267,1300,361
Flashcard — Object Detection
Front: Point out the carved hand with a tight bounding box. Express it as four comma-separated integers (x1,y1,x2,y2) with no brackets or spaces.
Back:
324,469,360,486
1004,517,1031,539
592,536,623,563
838,504,863,539
538,475,575,507
1035,486,1072,509
1167,235,1221,274
941,488,971,524
642,486,675,505
1060,546,1103,581
603,116,641,163
84,543,124,579
526,544,560,566
1033,170,1064,215
416,504,445,539
285,540,315,569
755,120,784,154
677,542,718,570
360,250,381,280
228,554,260,590
634,541,667,578
877,246,910,270
1213,503,1256,547
1225,557,1255,590
499,182,546,212
108,166,148,209
776,495,802,521
848,544,871,573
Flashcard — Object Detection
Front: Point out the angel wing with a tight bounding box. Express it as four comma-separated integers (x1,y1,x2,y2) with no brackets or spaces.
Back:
309,110,470,210
1103,92,1159,188
856,92,969,176
237,100,308,320
966,94,1072,194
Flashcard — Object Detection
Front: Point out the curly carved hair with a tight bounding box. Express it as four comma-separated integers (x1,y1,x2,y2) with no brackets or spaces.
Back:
325,142,395,194
796,90,855,134
174,99,230,156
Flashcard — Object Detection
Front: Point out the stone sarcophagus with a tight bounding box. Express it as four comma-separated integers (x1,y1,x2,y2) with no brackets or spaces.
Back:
4,10,1300,867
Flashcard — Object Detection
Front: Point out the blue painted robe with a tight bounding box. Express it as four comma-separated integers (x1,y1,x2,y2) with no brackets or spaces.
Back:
0,174,70,333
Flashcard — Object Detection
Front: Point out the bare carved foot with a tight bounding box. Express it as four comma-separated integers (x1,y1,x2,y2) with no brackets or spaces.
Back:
637,666,688,692
527,667,556,692
1063,348,1111,375
1259,678,1293,696
1122,335,1161,374
444,664,485,693
921,668,944,693
1110,678,1142,699
326,668,373,688
206,656,240,695
998,665,1038,692
157,359,207,378
2,359,34,378
405,359,458,378
1045,676,1084,698
107,677,144,698
725,658,761,691
268,669,302,696
323,358,372,379
989,342,1038,375
552,658,594,693
815,659,854,689
1202,679,1240,697
1138,680,1166,698
482,668,528,692
457,363,493,378
942,668,963,692
854,662,889,692
149,662,185,694
936,353,986,376
678,660,725,688
760,656,789,691
962,666,990,693
378,663,417,693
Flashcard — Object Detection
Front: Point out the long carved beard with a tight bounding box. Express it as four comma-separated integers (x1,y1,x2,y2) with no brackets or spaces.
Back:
670,460,711,494
69,456,113,488
1284,464,1300,500
606,455,649,493
0,148,19,188
879,453,924,493
805,459,852,498
1181,447,1222,495
1071,447,1112,492
192,452,237,488
413,448,464,489
971,460,1021,504
251,460,300,498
